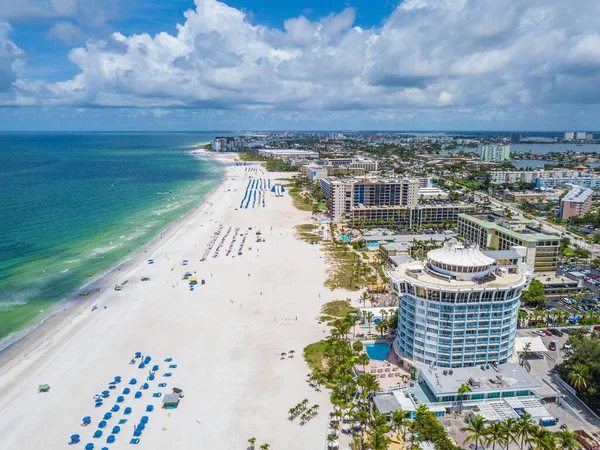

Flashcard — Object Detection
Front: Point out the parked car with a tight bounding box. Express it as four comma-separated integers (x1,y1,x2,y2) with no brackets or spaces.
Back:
563,343,572,349
549,341,556,351
543,329,553,336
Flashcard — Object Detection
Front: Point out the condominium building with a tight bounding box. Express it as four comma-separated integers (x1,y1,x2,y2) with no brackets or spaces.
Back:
535,176,600,189
489,171,536,185
457,214,560,272
257,149,319,160
564,132,574,141
304,165,328,181
480,145,510,162
576,132,587,140
389,241,533,368
560,186,593,219
349,159,379,172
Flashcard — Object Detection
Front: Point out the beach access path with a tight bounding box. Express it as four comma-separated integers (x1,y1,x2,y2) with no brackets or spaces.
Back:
0,156,345,450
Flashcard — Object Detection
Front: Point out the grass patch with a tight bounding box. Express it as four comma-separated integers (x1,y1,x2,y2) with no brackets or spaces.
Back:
323,242,376,291
287,186,317,211
294,224,322,243
321,300,355,318
303,340,328,373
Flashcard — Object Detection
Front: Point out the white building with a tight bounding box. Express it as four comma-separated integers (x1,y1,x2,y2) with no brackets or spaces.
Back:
576,132,587,140
564,132,575,141
257,149,319,160
480,145,510,162
418,187,449,200
388,241,532,368
304,165,328,181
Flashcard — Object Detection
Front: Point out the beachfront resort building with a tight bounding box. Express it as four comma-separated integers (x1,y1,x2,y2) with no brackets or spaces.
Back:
535,175,600,189
560,186,593,219
257,149,319,161
480,145,510,162
388,240,533,369
457,213,560,272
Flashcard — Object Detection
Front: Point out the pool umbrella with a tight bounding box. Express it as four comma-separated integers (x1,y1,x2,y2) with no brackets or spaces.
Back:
101,390,110,398
123,388,131,394
70,434,80,443
140,416,149,423
82,416,91,424
117,396,124,403
129,378,137,385
98,421,107,428
85,443,94,450
111,405,120,412
93,430,102,438
106,435,115,444
124,407,132,415
111,426,121,434
103,412,112,420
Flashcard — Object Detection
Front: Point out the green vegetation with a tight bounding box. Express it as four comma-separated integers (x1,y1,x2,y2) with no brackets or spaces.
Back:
558,329,600,414
236,151,296,171
413,405,458,450
286,176,326,212
294,224,322,243
520,279,547,309
461,413,581,450
323,241,377,291
321,300,356,318
303,340,328,374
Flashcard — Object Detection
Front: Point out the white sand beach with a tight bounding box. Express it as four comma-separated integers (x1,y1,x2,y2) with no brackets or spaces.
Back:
0,156,341,450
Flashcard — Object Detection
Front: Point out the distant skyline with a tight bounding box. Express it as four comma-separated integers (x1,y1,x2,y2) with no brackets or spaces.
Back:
1,0,600,131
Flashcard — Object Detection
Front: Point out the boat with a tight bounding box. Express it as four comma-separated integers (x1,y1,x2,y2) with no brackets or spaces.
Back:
79,292,89,296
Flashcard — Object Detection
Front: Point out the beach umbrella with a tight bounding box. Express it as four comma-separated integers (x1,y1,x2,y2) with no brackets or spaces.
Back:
106,435,115,444
138,362,146,369
70,434,81,443
124,407,132,415
82,416,91,424
146,405,154,412
114,376,121,382
93,430,102,438
101,390,110,398
142,383,149,390
117,396,124,403
123,388,131,394
95,398,103,403
140,416,149,424
137,423,146,430
164,358,172,362
111,426,121,434
135,391,142,399
144,356,151,363
135,352,141,358
111,405,120,412
148,374,155,381
133,429,142,437
152,365,159,371
129,378,137,385
103,412,112,420
85,443,94,450
98,420,106,428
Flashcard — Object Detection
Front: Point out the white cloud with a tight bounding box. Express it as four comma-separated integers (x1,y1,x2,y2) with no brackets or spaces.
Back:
46,20,82,44
4,0,600,120
0,22,24,93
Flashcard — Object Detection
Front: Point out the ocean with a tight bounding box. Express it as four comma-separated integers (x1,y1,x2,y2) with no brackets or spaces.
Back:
0,132,225,349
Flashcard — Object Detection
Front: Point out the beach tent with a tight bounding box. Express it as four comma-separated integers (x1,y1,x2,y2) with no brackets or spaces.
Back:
162,393,181,409
38,384,50,393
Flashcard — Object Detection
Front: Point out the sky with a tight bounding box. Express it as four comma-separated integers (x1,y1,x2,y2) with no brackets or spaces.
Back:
1,0,600,131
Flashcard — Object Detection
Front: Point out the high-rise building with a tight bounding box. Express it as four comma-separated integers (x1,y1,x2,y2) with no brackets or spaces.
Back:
586,133,594,140
480,145,510,162
389,241,533,368
510,134,521,144
576,132,587,140
564,132,574,141
560,186,593,219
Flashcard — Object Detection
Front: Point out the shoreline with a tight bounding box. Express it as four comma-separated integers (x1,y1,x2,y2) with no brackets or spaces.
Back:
0,151,228,368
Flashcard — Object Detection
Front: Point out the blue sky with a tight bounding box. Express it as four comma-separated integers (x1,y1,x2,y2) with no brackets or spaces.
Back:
1,0,600,131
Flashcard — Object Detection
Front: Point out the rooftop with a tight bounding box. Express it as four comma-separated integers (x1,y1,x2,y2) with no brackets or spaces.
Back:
563,186,593,203
458,213,560,243
418,363,542,397
428,242,495,268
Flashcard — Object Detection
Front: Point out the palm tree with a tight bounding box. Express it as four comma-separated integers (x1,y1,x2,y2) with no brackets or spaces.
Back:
375,321,387,337
360,291,369,308
554,427,581,450
485,421,507,450
391,410,409,443
502,418,517,449
247,437,256,450
514,414,536,450
457,382,471,413
280,352,286,359
568,363,590,391
353,340,364,354
288,350,295,358
530,426,555,450
370,431,391,450
364,311,374,333
461,415,487,450
357,352,370,373
357,372,380,398
259,444,270,450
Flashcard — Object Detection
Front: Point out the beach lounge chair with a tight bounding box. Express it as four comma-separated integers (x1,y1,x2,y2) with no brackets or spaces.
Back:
146,405,154,412
164,358,172,362
112,426,120,434
38,384,50,393
123,388,131,395
98,421,107,429
168,364,177,369
152,392,162,398
117,396,124,403
95,401,103,408
93,430,102,438
135,391,142,399
158,383,166,388
82,416,91,426
106,435,115,444
118,419,127,425
111,405,120,412
103,412,112,420
124,407,132,415
70,434,81,444
163,372,172,377
129,438,140,445
85,443,94,450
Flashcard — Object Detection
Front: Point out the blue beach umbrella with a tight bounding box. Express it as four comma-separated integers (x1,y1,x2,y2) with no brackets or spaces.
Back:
101,390,110,398
135,391,142,399
124,407,132,415
82,416,91,424
138,362,145,369
148,374,155,381
142,383,149,390
112,426,121,434
114,376,121,382
140,416,149,423
103,412,112,420
135,352,141,357
106,435,115,444
117,396,124,403
152,365,159,371
111,404,120,412
93,430,102,438
133,429,142,437
137,423,145,430
123,387,131,394
146,405,154,412
70,434,80,443
95,399,103,404
129,378,137,385
85,443,94,450
98,420,107,428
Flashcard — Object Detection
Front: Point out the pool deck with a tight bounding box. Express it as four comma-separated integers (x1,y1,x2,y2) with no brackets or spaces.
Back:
356,339,411,390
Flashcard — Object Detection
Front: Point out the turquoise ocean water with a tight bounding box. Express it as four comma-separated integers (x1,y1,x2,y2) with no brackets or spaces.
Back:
0,132,225,349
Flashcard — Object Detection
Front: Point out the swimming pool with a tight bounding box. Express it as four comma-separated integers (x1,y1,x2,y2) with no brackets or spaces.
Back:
365,343,391,361
341,233,351,243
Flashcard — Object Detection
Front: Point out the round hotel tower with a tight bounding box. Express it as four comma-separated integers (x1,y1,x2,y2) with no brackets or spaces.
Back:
388,241,532,368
